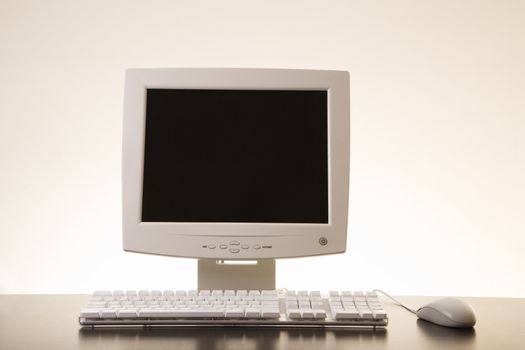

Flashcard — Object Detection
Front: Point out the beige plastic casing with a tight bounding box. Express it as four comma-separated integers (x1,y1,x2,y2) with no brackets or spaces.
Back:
122,68,350,260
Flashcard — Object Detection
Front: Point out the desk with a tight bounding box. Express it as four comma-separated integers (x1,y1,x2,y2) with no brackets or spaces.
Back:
0,295,523,349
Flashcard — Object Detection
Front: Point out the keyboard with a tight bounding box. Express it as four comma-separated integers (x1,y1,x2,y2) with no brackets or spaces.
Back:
79,290,388,328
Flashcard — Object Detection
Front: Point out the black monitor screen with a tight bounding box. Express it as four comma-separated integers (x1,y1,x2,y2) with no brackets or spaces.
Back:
142,89,328,223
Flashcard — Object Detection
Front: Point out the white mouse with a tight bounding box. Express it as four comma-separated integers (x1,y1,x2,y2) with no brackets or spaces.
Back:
416,297,476,328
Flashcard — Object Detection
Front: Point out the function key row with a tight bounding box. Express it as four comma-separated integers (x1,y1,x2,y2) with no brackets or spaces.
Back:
93,290,279,297
94,290,378,298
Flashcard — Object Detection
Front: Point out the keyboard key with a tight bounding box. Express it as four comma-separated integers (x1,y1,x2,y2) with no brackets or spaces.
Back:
261,301,279,307
373,309,387,319
261,309,280,319
287,310,302,319
225,309,245,318
100,309,117,318
360,310,374,319
139,309,178,318
301,309,315,320
168,309,207,317
311,301,324,309
117,309,138,318
313,309,327,319
80,309,101,318
261,290,277,296
334,310,360,320
299,301,311,308
244,308,261,318
93,291,112,296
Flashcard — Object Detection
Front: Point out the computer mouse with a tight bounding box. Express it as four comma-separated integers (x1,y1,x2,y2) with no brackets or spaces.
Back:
416,298,476,328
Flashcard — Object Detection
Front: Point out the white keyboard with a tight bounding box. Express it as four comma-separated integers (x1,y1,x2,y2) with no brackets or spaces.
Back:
79,290,388,328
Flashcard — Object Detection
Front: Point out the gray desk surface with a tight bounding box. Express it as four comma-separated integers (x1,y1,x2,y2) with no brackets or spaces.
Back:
0,295,524,350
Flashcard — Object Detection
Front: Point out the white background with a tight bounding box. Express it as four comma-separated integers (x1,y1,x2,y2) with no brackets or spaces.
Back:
1,0,523,297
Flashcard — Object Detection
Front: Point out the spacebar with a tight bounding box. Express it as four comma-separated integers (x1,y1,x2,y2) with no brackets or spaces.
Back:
138,309,224,318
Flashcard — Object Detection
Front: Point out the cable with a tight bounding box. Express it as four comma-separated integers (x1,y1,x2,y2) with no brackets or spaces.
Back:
373,289,418,315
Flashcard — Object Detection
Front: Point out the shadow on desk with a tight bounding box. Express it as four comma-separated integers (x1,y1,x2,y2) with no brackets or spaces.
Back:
417,319,476,345
79,326,387,350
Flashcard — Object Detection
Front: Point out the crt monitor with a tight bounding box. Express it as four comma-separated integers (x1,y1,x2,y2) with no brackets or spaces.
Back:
122,68,350,264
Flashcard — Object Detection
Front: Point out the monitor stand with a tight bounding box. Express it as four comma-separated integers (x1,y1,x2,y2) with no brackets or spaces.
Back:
198,259,275,290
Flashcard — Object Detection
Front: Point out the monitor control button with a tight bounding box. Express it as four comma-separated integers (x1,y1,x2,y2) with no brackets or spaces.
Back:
253,244,261,250
241,244,249,249
229,248,240,253
229,241,240,245
208,244,216,249
219,244,227,249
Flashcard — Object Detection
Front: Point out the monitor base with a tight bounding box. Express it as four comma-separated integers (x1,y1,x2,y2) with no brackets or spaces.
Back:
198,259,275,290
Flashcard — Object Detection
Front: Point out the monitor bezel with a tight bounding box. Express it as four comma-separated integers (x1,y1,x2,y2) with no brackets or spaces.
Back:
122,68,350,259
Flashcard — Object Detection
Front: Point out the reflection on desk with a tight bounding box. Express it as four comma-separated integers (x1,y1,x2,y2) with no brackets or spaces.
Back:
417,319,476,346
78,327,387,350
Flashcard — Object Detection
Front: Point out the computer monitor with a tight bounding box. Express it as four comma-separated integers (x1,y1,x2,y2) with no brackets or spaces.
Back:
122,68,350,289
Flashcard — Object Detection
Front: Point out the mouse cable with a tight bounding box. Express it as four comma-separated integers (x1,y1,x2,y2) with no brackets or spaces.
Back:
373,289,417,315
